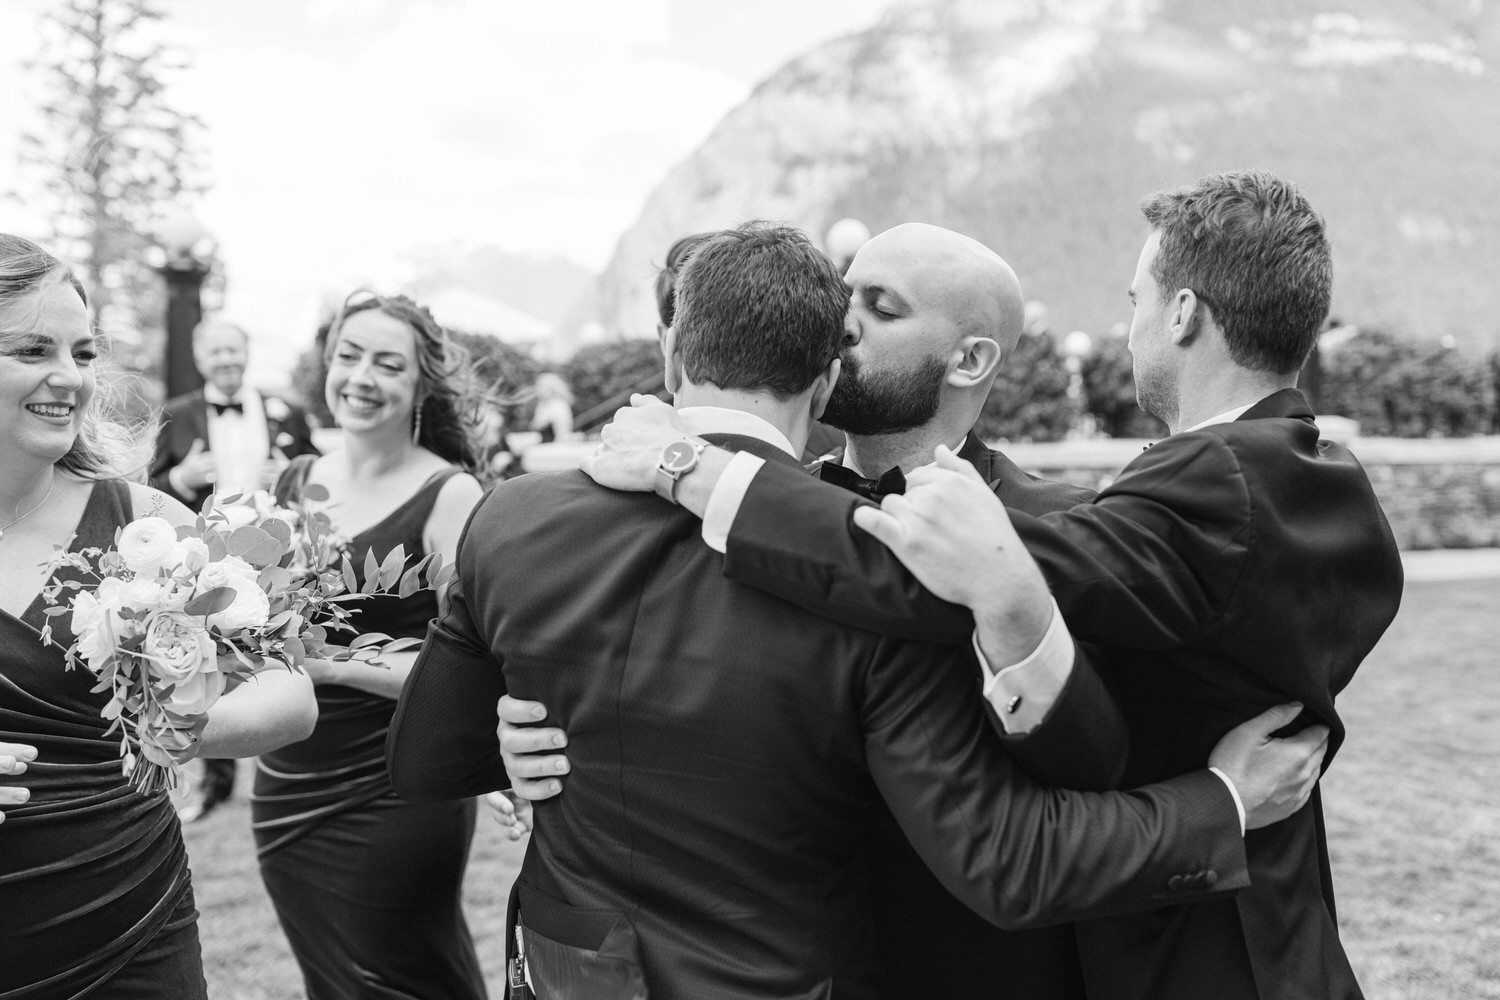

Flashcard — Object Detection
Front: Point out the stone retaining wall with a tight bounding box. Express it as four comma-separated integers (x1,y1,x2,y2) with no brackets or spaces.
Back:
999,436,1500,551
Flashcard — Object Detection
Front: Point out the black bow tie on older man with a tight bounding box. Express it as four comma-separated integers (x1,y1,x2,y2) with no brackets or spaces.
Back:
816,462,907,501
210,400,244,416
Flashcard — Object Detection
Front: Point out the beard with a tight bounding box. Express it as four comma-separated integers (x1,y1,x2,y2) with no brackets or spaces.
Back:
1133,356,1178,428
822,352,947,436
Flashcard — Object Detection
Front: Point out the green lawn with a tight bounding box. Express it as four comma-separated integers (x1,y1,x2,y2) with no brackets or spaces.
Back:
184,578,1500,998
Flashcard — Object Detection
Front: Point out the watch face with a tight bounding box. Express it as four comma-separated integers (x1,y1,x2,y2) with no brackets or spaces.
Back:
660,440,698,473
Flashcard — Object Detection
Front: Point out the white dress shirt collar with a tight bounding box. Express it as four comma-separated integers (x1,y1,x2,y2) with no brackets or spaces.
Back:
839,435,968,474
677,406,797,458
1184,402,1257,433
203,384,244,407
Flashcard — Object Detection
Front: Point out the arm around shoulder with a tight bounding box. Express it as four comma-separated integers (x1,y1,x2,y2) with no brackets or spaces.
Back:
722,459,974,643
863,639,1247,931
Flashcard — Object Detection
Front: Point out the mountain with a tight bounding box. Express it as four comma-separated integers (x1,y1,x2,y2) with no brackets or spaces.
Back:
404,245,595,330
595,0,1500,348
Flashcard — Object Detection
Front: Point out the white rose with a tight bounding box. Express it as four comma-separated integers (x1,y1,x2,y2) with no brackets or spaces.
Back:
219,503,258,529
164,537,210,575
71,588,103,640
117,517,178,575
139,610,222,717
159,664,227,717
264,397,290,422
95,575,127,610
124,576,169,609
71,590,111,670
195,557,270,632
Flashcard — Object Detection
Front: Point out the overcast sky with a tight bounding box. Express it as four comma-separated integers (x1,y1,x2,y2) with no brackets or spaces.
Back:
0,0,884,380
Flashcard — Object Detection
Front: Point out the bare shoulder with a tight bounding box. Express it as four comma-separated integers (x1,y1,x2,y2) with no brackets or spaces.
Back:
125,481,196,528
434,472,484,520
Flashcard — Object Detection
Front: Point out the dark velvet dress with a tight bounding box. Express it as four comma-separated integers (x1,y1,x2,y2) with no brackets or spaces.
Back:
0,479,207,1000
252,462,485,1000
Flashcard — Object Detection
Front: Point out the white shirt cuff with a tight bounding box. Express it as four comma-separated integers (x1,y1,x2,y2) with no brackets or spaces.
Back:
1207,767,1247,836
701,451,765,553
976,598,1075,734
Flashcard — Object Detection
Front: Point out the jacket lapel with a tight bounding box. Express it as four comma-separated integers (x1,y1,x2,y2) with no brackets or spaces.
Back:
1237,388,1314,424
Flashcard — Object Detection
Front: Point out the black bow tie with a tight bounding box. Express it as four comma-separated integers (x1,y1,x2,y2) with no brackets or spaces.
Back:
818,462,907,501
210,400,244,416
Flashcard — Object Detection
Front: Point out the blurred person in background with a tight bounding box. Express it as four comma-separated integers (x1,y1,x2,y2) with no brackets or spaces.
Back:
0,232,316,999
529,371,574,442
253,290,486,1000
152,317,321,822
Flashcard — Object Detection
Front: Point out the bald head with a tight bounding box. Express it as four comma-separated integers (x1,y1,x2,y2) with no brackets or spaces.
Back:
851,223,1025,362
192,319,250,396
824,223,1026,440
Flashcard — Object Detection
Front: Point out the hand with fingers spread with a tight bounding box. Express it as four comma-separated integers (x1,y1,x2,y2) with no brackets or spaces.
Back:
497,695,571,802
484,790,534,842
852,444,1055,664
579,395,687,492
0,741,38,824
1209,703,1331,830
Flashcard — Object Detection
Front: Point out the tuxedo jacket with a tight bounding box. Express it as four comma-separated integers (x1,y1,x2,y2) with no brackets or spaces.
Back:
150,389,319,510
832,431,1100,999
387,434,1249,1000
719,390,1404,1000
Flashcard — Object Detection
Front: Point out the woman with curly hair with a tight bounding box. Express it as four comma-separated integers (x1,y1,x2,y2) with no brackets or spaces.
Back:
251,290,487,1000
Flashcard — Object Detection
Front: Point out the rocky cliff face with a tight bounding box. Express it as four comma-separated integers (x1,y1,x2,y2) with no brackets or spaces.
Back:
596,0,1500,347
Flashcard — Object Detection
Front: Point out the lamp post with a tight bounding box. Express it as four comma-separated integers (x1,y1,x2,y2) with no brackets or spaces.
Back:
1061,329,1094,440
824,218,871,276
153,210,213,400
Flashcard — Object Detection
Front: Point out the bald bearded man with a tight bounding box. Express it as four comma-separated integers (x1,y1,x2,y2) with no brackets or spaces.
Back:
501,224,1102,998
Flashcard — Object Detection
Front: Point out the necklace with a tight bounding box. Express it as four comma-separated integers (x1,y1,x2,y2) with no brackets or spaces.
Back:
0,477,55,540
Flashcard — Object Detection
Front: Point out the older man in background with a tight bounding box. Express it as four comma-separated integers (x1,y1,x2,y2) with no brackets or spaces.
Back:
152,317,319,821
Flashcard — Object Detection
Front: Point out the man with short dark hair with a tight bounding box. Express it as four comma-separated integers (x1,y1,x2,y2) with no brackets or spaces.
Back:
578,172,1404,999
387,219,1326,998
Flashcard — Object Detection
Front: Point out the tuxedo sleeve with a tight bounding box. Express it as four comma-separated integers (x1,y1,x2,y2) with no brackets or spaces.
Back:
724,457,972,643
725,457,1131,788
1015,433,1250,650
386,517,510,801
150,403,194,505
862,638,1248,929
278,404,320,458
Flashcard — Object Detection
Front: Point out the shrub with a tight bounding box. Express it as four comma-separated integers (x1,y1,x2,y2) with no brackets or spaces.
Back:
975,332,1075,442
1321,330,1497,437
565,339,665,423
1080,335,1168,439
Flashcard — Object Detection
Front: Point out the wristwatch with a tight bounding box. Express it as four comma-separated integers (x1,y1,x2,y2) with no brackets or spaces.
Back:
654,438,708,505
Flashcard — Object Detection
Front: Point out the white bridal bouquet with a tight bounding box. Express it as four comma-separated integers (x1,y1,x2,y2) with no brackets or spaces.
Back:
40,487,449,794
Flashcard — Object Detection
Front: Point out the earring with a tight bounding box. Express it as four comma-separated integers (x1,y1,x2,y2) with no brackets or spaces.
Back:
412,400,424,444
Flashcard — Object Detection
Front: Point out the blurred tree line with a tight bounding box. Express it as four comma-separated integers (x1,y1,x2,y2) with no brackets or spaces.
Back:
292,324,1500,444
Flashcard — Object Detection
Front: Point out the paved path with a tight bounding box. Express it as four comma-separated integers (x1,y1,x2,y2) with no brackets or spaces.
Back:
1401,548,1500,583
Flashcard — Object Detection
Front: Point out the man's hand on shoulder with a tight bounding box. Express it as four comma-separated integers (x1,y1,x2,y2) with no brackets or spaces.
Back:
579,395,685,492
1209,702,1330,830
853,445,1054,662
497,694,571,800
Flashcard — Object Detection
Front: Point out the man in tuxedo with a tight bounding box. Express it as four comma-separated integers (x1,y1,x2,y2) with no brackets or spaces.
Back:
152,319,318,511
501,222,1099,998
386,222,1327,999
578,172,1403,999
151,318,319,820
